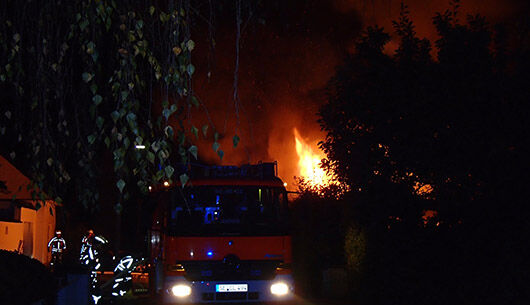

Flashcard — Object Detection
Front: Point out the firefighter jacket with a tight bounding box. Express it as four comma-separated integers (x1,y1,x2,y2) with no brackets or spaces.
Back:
48,236,66,253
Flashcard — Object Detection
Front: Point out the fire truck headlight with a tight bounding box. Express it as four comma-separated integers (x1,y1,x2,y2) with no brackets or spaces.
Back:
270,282,289,296
171,284,192,297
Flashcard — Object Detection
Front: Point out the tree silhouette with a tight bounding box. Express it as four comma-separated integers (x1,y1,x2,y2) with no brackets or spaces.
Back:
321,3,529,226
319,3,529,304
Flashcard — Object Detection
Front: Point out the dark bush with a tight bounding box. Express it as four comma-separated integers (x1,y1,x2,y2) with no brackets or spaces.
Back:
291,188,349,299
0,250,57,305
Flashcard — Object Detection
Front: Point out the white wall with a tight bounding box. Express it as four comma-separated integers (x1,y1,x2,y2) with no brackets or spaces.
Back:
19,201,56,263
1,201,56,264
0,221,24,252
34,201,56,263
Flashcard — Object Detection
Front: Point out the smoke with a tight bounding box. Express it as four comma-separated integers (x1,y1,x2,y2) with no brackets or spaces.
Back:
185,0,526,187
187,0,358,187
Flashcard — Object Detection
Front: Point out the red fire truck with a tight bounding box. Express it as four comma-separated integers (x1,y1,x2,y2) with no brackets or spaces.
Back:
148,162,294,303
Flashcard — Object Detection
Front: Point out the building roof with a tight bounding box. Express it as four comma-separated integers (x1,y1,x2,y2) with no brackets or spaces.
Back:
0,155,34,201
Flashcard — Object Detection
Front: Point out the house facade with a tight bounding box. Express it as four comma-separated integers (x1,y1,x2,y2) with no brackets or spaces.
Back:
0,155,56,264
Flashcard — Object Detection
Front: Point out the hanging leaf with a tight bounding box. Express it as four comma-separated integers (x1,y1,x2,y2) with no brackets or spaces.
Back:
87,134,96,145
137,180,146,189
126,113,136,127
191,125,198,138
172,46,182,56
187,40,195,51
147,151,155,164
233,134,240,148
189,145,198,159
111,111,120,123
202,124,208,137
179,173,189,188
120,90,129,101
79,19,89,31
165,125,174,137
154,170,164,181
90,84,98,94
162,108,170,120
114,202,123,214
165,165,175,178
172,130,182,144
187,64,195,76
212,142,220,152
191,96,199,108
86,41,95,55
116,179,126,193
159,12,169,23
96,116,104,130
82,72,93,83
123,137,131,149
170,104,177,114
217,150,224,160
136,20,144,30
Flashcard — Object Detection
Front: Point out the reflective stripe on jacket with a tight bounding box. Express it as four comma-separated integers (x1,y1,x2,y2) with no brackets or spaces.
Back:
48,237,66,253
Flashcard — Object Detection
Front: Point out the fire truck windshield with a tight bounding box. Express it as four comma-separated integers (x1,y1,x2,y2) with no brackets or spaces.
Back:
165,186,289,236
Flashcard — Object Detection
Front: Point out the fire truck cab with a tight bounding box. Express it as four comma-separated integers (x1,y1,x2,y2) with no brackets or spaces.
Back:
148,162,294,303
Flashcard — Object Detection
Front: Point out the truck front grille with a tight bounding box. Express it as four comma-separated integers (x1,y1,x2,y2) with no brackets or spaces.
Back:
215,292,248,300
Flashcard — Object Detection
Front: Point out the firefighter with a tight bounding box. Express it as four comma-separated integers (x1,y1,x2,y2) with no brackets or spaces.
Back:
80,229,95,260
111,255,136,297
47,230,66,266
80,229,108,264
79,229,108,304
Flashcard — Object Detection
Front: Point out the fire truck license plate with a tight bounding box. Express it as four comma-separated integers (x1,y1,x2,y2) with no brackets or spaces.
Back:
216,284,248,292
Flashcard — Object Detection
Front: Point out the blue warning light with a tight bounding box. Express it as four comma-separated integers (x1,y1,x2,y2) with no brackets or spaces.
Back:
207,251,213,257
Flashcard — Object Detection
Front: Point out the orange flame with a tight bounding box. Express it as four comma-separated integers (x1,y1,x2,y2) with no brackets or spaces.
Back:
294,128,332,187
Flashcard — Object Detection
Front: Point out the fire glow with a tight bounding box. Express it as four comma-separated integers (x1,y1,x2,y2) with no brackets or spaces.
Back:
294,128,332,188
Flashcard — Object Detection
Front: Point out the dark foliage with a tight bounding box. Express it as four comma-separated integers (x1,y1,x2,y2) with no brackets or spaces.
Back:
290,188,348,298
0,250,57,305
318,3,530,305
0,0,196,214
